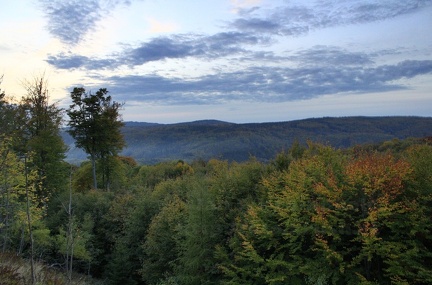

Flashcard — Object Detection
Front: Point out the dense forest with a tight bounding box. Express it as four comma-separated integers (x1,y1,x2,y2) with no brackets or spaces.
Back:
64,117,432,164
1,78,432,284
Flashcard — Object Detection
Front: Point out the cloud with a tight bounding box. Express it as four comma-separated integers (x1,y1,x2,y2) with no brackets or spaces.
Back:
45,53,118,70
39,0,101,44
46,32,269,69
232,0,432,35
230,0,263,14
45,0,431,68
289,46,375,66
44,1,432,108
54,45,432,104
122,32,269,65
39,0,137,45
231,18,281,33
46,54,89,69
90,52,432,105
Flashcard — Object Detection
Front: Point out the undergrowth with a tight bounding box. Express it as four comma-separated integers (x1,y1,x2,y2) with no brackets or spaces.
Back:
0,252,103,285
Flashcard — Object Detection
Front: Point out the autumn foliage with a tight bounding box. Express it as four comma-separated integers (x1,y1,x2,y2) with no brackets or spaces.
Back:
2,84,432,285
223,144,432,284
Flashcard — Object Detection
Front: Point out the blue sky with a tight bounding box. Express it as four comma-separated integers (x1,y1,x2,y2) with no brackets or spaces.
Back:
1,0,431,123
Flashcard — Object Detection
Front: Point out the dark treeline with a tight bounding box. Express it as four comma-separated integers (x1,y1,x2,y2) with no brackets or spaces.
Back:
1,77,432,284
64,117,432,164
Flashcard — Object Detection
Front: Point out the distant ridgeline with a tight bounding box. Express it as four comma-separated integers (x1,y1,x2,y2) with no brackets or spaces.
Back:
62,116,432,164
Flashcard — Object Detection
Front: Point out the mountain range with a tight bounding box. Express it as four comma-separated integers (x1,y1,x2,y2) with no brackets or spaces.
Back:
62,116,432,164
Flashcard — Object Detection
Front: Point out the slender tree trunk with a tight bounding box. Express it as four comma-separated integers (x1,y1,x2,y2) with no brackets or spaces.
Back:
24,155,36,284
101,156,106,191
1,149,11,252
2,186,10,252
65,231,70,280
2,166,10,252
18,226,25,255
65,166,74,283
91,153,97,189
104,156,111,192
70,240,74,283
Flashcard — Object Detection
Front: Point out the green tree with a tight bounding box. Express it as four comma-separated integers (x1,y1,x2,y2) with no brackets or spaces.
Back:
56,214,93,279
343,152,413,283
104,197,136,284
67,87,125,190
0,138,23,251
20,76,68,202
222,145,424,285
142,195,186,285
176,179,220,285
0,78,54,271
109,190,160,284
397,145,432,283
0,81,22,148
0,149,47,275
69,189,114,277
221,146,344,284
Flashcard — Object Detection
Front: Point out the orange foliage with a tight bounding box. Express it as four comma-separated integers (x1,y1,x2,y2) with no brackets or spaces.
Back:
345,153,412,205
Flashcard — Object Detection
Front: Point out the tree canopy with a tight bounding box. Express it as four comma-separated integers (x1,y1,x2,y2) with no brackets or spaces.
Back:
67,87,125,190
1,79,432,284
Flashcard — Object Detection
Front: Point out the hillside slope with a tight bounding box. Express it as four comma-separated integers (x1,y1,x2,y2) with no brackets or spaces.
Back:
63,116,432,164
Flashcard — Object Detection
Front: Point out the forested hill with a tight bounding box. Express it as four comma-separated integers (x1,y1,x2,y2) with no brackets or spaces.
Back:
63,116,432,164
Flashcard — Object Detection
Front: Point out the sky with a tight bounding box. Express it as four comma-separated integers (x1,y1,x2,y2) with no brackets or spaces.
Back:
1,0,431,124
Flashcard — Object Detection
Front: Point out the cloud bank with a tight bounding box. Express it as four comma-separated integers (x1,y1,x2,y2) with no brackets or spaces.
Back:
42,0,432,107
96,53,432,105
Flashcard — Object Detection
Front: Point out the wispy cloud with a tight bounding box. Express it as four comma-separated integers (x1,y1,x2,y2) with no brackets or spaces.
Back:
46,32,270,69
92,51,432,105
39,0,137,45
45,0,432,68
232,0,432,35
121,32,267,63
43,0,432,109
288,46,375,66
230,0,263,14
40,0,101,44
46,53,117,70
